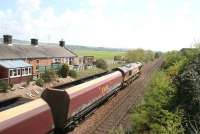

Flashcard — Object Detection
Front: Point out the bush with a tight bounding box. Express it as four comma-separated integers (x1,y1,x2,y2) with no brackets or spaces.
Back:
95,59,108,70
35,78,44,87
163,51,183,70
109,125,125,134
165,56,188,78
0,81,9,92
126,49,155,63
58,64,69,78
41,69,57,83
155,52,162,59
175,55,200,133
131,72,184,133
69,70,77,78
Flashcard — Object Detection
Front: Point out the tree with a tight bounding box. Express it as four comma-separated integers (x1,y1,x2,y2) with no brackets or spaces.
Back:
0,81,10,92
155,52,162,59
41,69,57,82
35,78,44,87
95,59,108,70
176,55,200,133
69,70,77,78
58,64,69,78
131,72,184,134
125,49,155,63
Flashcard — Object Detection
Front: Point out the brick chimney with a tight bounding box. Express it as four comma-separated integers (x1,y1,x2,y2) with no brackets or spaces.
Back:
59,40,65,47
31,38,38,46
3,35,12,45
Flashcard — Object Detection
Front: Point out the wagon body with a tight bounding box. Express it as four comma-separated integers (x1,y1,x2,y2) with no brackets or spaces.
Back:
0,98,54,134
42,71,123,130
67,71,123,117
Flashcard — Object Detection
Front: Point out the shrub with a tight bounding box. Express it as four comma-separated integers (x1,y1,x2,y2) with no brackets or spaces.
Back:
155,52,162,59
163,51,182,70
165,56,188,78
69,70,77,78
36,78,44,87
0,81,9,92
175,55,200,133
126,49,155,63
131,72,184,133
58,64,69,78
41,69,57,83
109,125,125,134
95,59,108,70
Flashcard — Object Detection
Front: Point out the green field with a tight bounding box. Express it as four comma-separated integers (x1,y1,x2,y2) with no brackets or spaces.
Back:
77,67,104,79
77,63,123,79
75,50,126,60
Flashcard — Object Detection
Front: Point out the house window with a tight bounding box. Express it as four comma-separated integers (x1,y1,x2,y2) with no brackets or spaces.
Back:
10,68,21,78
22,67,32,76
17,68,21,76
22,68,25,75
25,68,28,74
65,58,69,64
69,58,73,65
28,67,32,75
10,69,16,77
54,58,61,63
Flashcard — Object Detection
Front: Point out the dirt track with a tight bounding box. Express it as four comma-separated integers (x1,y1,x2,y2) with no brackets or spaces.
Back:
69,59,163,134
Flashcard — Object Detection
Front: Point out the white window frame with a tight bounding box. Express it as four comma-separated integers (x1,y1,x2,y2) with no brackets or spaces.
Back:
53,58,61,63
17,68,21,76
9,67,32,78
9,68,20,78
22,68,26,76
22,67,32,76
65,58,69,64
28,67,32,75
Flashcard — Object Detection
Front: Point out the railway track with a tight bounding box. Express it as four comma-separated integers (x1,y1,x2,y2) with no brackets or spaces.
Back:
70,59,163,134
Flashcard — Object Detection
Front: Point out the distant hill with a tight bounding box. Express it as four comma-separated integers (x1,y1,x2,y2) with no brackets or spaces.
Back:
0,38,127,52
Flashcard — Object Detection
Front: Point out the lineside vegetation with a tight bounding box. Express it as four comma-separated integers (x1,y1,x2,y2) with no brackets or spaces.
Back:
125,49,156,63
130,48,200,134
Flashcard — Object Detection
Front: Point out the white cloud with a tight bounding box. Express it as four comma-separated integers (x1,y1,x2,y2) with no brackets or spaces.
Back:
0,0,200,51
17,0,40,11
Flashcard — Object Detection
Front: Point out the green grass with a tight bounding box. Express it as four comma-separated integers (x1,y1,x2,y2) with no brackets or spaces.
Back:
75,49,125,78
75,50,126,60
77,67,104,79
76,63,123,79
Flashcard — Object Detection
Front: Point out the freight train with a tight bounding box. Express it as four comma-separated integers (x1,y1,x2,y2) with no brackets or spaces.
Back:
0,62,142,134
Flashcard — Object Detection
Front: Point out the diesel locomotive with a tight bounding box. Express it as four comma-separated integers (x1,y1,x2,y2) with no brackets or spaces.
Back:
0,62,142,134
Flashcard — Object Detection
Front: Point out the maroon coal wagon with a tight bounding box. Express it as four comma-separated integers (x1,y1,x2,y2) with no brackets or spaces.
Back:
0,98,54,134
42,71,123,131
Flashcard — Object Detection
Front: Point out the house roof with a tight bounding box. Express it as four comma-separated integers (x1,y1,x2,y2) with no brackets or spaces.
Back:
0,44,77,60
0,60,32,69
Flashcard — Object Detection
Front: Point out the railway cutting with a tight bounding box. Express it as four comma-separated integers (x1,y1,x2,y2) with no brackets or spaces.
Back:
70,59,163,134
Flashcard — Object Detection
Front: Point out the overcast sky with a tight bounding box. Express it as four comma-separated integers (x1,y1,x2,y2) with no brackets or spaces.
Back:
0,0,200,51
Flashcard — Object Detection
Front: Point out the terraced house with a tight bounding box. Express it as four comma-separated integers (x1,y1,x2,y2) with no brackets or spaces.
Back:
0,35,77,84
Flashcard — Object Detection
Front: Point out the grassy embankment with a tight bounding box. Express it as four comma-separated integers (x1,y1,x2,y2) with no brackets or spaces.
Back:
128,49,200,134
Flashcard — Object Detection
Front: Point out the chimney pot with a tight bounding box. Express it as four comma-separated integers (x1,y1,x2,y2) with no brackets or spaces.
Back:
3,35,12,45
31,38,38,46
59,40,65,47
